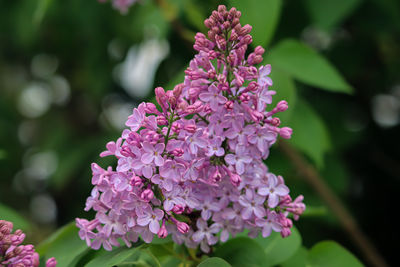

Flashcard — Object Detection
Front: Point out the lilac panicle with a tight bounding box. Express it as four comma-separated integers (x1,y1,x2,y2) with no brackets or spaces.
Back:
77,5,305,253
0,220,57,267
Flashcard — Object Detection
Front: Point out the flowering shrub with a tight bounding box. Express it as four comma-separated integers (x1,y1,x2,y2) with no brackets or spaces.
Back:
0,220,56,267
76,4,305,253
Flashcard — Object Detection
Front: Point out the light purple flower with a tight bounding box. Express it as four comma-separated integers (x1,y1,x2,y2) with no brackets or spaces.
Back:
255,211,282,237
137,209,164,234
199,84,227,111
141,142,165,166
258,173,289,208
224,146,252,175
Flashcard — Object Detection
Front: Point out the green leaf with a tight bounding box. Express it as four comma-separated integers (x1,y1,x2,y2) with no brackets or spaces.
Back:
281,246,308,267
37,222,89,267
0,149,6,159
288,99,331,168
304,0,363,31
33,0,53,26
233,0,282,46
0,203,30,231
268,39,353,94
254,227,302,266
84,245,144,267
198,257,231,267
214,237,266,267
307,241,364,267
270,68,297,123
183,0,207,32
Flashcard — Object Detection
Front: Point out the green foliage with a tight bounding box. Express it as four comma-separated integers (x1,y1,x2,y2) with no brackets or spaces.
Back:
307,241,364,267
288,99,331,168
269,68,297,123
0,203,30,231
281,246,308,267
268,39,353,94
233,0,282,46
37,222,89,267
304,0,363,31
214,237,267,267
197,257,231,267
255,227,302,266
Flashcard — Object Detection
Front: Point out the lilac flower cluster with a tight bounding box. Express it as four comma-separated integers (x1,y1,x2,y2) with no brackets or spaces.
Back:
98,0,138,14
0,220,56,267
77,5,305,253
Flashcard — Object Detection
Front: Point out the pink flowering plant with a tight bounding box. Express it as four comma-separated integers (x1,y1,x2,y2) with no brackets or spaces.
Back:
0,220,56,267
76,4,305,258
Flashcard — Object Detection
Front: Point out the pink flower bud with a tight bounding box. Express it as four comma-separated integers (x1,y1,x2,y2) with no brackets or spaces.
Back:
244,81,258,93
157,221,168,239
155,87,168,110
172,205,185,214
176,221,189,234
157,115,168,126
172,122,182,133
184,124,197,133
171,148,184,157
276,100,288,112
141,189,154,202
230,172,241,187
279,127,292,139
142,102,159,114
281,227,291,238
240,24,252,35
46,257,57,267
225,101,233,110
254,46,265,55
239,92,250,103
130,176,142,187
270,117,281,126
251,109,264,122
211,167,222,183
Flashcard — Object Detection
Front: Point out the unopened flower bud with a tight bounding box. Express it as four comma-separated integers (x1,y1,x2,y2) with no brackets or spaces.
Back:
157,116,168,126
141,189,154,202
184,124,197,133
279,127,292,139
276,100,288,112
157,221,168,239
131,176,142,187
176,221,189,234
225,101,233,110
46,257,57,267
172,205,185,214
230,172,241,187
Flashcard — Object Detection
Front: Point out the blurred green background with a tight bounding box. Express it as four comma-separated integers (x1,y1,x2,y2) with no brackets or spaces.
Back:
0,0,399,265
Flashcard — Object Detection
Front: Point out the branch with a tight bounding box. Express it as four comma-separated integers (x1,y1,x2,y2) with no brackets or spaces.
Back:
279,141,388,267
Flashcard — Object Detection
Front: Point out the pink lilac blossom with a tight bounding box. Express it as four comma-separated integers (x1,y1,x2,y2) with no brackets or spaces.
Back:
77,5,305,253
0,220,57,267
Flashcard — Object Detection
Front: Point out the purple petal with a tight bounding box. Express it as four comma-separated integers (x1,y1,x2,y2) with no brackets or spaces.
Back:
149,220,160,234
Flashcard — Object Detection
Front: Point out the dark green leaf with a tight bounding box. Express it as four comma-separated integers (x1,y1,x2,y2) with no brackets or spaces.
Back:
254,227,302,266
214,237,266,267
304,0,363,31
33,0,53,26
234,0,282,46
37,222,89,267
0,203,30,231
307,241,364,267
0,149,6,159
270,68,297,123
198,257,231,267
268,39,353,94
288,99,331,168
281,246,308,267
84,245,144,267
